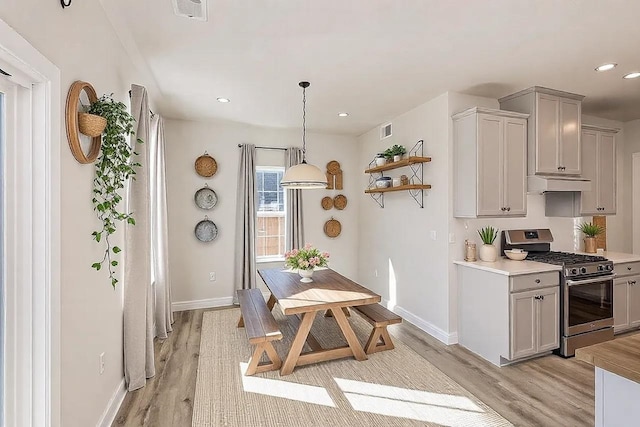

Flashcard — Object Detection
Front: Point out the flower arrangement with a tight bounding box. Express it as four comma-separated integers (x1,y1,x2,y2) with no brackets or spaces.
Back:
284,244,330,271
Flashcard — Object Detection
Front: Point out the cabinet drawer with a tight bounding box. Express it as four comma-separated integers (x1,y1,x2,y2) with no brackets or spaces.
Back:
617,262,640,277
510,271,559,292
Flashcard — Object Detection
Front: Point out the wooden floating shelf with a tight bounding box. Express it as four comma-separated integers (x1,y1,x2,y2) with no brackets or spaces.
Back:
364,156,432,174
365,184,432,194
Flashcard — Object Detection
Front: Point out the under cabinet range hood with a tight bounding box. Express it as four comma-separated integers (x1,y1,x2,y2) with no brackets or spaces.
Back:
527,175,591,193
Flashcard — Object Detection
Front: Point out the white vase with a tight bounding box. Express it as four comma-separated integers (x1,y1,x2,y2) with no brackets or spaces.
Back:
375,157,386,166
393,154,402,162
479,244,497,262
299,269,314,283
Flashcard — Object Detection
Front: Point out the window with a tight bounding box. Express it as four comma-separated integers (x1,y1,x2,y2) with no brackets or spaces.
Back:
256,167,286,261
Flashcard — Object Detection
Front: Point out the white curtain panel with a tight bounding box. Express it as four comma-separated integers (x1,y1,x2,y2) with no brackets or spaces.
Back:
285,147,305,251
124,84,155,391
234,144,257,301
150,114,173,339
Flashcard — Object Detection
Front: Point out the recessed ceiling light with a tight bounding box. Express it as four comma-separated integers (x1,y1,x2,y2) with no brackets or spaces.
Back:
216,97,230,103
595,63,617,72
623,72,640,79
338,112,349,117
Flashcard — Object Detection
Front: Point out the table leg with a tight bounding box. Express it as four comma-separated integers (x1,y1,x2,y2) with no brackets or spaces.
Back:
281,311,317,375
332,307,367,361
266,293,277,311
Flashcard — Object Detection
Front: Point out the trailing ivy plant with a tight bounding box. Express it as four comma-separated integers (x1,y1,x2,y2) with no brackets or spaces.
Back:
88,94,143,287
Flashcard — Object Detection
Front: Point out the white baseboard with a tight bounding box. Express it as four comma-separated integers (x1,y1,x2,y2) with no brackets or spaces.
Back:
97,378,126,427
172,296,234,312
394,305,458,345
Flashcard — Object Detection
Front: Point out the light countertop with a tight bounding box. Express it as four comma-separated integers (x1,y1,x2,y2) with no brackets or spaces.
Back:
453,259,562,276
576,334,640,384
590,251,640,264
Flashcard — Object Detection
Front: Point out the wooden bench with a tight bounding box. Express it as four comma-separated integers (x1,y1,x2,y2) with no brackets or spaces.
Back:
353,304,402,354
236,288,283,375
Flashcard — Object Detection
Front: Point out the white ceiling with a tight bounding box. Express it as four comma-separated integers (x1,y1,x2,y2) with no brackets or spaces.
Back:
111,0,640,135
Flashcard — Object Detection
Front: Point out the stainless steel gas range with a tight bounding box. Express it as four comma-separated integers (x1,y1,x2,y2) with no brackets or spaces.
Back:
502,229,614,357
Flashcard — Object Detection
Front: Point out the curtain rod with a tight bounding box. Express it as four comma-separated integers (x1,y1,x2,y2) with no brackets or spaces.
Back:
237,144,287,151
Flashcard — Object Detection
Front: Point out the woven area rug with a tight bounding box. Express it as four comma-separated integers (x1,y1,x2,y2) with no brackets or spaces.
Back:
193,308,512,427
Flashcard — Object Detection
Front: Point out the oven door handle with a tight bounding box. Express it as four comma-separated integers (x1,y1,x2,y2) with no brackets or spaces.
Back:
566,274,616,286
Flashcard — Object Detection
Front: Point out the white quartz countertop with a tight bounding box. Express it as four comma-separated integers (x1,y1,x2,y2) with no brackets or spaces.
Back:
585,251,640,264
453,259,562,276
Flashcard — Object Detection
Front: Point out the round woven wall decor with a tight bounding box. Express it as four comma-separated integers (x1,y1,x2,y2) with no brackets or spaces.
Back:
195,152,218,177
324,218,342,238
321,196,333,210
333,194,347,210
326,160,341,174
65,81,102,164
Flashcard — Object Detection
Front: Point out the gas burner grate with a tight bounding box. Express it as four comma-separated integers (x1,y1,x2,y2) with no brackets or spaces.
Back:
525,251,607,266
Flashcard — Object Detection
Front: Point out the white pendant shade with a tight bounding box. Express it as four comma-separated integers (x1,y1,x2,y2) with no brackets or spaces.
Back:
281,162,328,189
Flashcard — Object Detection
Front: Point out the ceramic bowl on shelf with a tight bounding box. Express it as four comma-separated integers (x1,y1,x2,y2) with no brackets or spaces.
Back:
504,249,528,261
375,177,392,188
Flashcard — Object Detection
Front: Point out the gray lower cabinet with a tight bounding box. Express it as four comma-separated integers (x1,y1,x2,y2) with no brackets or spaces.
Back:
510,286,560,359
614,261,640,333
457,263,560,366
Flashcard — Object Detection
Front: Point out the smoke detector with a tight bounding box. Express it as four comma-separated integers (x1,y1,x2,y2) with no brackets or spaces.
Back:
172,0,207,21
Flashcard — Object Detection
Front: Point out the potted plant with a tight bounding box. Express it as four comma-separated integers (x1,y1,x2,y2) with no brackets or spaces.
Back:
284,244,330,282
384,144,407,162
577,222,604,254
478,226,499,262
88,94,143,287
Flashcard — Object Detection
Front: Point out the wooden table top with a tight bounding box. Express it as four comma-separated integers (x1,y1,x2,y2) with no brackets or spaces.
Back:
258,268,381,315
575,333,640,384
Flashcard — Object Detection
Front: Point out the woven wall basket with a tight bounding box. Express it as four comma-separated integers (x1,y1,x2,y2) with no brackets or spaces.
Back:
324,218,342,238
326,160,341,174
321,196,334,210
78,113,107,137
195,152,218,177
333,194,347,210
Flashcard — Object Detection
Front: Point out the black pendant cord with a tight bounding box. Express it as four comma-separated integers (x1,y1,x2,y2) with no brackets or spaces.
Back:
61,0,72,8
299,81,310,164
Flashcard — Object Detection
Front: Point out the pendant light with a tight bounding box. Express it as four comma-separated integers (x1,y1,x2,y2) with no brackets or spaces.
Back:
281,82,328,189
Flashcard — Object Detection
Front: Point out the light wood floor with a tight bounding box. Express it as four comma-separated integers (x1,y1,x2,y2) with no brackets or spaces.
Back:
113,307,630,426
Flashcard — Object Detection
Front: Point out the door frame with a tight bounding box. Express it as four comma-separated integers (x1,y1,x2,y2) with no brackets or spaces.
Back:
0,18,61,427
633,153,640,254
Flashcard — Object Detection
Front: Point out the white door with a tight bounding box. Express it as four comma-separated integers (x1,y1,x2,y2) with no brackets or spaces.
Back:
0,74,16,427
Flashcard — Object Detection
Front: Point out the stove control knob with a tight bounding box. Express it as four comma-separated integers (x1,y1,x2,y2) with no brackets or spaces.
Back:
606,265,613,271
598,265,604,271
580,267,587,274
570,268,578,275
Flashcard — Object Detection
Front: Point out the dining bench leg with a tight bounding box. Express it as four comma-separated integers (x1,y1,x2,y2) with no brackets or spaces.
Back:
364,327,395,354
245,341,282,376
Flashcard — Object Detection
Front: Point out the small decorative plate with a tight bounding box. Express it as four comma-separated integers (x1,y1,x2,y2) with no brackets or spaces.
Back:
194,184,218,209
195,216,218,242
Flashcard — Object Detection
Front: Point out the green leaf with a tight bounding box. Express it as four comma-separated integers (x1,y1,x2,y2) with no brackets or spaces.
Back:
92,262,101,271
127,217,136,225
113,246,122,253
95,232,101,242
111,260,118,267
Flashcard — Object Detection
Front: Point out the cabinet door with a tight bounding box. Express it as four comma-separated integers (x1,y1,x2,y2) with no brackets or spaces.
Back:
537,287,560,352
559,99,581,175
580,130,599,215
510,290,537,359
477,115,504,216
628,275,640,328
598,132,616,214
613,278,629,332
503,118,527,216
536,94,560,174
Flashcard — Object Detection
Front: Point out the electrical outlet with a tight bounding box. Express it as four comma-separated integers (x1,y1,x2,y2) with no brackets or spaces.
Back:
374,269,378,277
99,352,105,375
209,272,216,282
430,230,437,241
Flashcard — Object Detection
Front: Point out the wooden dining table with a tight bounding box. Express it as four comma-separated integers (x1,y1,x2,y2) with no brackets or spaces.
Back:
258,268,381,375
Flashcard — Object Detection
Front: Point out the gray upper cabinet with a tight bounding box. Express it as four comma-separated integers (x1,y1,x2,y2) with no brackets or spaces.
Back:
453,107,528,218
499,87,584,176
579,125,618,215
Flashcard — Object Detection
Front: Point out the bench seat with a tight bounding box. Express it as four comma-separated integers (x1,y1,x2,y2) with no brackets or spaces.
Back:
353,304,402,354
237,288,282,375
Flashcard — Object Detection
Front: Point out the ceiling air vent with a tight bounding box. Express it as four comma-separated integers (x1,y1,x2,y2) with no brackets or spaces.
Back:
172,0,208,21
380,123,392,140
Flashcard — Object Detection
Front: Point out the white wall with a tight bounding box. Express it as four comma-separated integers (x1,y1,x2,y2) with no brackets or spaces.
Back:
356,93,454,342
164,118,359,305
0,2,154,426
625,119,640,254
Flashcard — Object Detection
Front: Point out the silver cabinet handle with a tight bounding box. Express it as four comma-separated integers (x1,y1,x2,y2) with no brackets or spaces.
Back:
506,207,511,212
535,279,541,284
630,281,637,286
628,267,633,271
